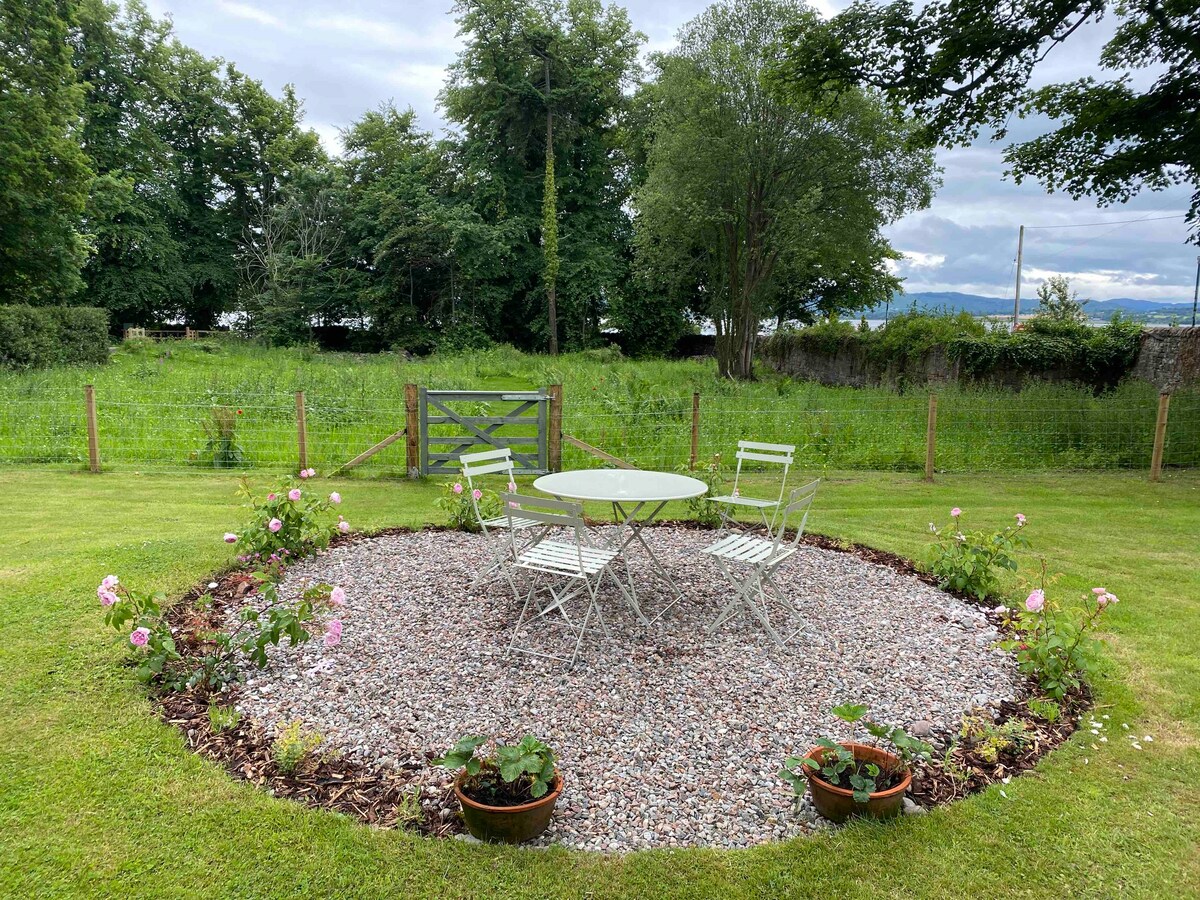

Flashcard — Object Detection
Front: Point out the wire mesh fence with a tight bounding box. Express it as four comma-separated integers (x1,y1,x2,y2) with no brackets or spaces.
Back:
0,384,1196,477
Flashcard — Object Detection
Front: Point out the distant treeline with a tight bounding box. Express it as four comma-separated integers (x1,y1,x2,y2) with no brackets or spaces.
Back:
2,0,936,377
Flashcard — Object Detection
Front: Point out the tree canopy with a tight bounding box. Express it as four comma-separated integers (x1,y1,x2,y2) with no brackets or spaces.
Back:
632,0,937,378
773,0,1200,243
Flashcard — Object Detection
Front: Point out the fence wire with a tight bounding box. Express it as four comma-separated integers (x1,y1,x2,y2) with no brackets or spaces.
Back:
0,386,1196,476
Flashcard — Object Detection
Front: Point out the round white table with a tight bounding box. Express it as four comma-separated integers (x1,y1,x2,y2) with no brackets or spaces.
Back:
533,469,707,623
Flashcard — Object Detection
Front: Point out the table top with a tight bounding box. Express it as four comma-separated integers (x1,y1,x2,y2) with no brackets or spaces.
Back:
534,469,708,503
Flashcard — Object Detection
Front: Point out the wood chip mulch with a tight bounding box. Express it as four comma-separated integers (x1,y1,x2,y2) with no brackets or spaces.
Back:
150,523,1086,837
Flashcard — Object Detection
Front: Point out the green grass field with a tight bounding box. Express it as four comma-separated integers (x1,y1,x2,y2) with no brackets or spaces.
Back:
1,339,1197,475
2,468,1198,898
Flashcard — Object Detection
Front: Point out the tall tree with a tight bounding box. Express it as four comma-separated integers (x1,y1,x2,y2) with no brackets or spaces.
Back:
0,0,92,305
73,0,187,327
440,0,643,352
634,0,936,378
774,0,1200,242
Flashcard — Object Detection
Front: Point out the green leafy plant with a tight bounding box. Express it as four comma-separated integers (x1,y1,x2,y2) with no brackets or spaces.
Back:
434,477,502,533
779,703,933,804
1026,699,1061,723
927,508,1029,600
98,574,344,693
230,474,347,567
434,734,557,805
272,720,324,774
999,573,1119,700
195,405,244,468
675,453,726,527
958,714,1031,765
207,700,241,733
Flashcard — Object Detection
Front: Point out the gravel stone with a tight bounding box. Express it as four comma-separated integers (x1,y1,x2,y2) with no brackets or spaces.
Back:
234,526,1021,851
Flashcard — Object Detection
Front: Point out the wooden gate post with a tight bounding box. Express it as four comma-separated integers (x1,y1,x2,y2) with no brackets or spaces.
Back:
404,383,420,478
84,384,100,473
548,384,563,472
295,391,308,472
690,392,700,469
924,393,938,483
1150,392,1171,482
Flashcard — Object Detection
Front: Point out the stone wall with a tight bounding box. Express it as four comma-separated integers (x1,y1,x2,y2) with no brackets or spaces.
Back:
1131,327,1200,390
762,326,1200,390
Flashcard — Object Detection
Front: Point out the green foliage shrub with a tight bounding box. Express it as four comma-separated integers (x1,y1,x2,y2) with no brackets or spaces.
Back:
950,317,1142,388
0,305,109,369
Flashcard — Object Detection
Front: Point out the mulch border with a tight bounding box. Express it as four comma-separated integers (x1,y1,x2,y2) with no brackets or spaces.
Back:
152,522,1087,839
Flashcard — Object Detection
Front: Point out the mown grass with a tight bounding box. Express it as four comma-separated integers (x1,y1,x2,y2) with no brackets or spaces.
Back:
1,468,1198,898
0,339,1197,475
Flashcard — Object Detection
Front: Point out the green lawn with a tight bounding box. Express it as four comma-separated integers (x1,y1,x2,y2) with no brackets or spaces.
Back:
1,468,1198,898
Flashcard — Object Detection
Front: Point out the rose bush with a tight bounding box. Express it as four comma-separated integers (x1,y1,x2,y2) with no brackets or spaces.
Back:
927,508,1029,600
435,477,502,532
227,473,349,569
999,583,1119,700
100,573,345,692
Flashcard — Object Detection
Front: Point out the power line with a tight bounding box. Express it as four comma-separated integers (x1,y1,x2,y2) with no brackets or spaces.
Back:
1023,213,1185,230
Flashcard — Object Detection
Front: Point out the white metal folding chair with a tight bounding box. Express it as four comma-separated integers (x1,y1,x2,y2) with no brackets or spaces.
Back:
460,448,542,588
709,440,796,534
701,479,820,647
502,492,631,668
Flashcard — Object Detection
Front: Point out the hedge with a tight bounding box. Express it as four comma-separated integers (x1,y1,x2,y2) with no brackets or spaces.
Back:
0,305,110,369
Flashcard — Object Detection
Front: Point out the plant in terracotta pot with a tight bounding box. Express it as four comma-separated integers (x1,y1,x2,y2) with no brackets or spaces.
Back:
779,703,933,823
433,734,562,844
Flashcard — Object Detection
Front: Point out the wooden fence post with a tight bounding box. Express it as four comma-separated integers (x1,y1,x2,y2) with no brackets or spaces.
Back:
548,384,563,472
1150,392,1171,482
690,392,700,469
404,383,420,478
924,393,938,483
295,391,308,472
84,384,100,473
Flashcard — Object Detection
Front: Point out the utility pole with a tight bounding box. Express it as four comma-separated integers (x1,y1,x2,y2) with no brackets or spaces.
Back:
1012,224,1025,330
1192,255,1199,328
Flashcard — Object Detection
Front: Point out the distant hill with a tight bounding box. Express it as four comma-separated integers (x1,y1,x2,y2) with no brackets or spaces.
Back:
869,292,1194,321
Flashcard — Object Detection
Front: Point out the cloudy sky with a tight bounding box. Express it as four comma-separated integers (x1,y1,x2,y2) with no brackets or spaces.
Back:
143,0,1198,303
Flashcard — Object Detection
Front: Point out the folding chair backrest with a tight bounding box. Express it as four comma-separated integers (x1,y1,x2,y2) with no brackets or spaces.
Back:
731,440,797,506
460,447,517,529
771,479,821,553
500,492,587,570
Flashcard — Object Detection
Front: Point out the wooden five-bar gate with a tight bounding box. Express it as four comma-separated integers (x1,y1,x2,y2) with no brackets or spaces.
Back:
419,388,553,476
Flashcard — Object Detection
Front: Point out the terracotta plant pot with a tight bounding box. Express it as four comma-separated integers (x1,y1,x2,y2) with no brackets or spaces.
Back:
803,741,911,823
453,771,563,844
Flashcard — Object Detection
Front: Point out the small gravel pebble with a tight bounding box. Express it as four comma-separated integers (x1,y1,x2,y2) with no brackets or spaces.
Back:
234,526,1021,851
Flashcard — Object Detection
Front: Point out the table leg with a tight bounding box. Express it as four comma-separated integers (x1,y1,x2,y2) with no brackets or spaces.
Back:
612,500,687,623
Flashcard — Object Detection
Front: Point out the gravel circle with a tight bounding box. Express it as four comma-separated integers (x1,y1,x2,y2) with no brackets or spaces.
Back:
235,526,1021,851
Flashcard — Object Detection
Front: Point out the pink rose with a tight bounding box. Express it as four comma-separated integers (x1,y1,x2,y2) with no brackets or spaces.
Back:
268,518,282,533
306,468,317,478
472,488,482,501
337,521,350,533
1091,587,1107,595
101,575,119,590
329,492,341,504
452,483,463,495
288,488,301,501
992,604,1006,614
1098,591,1119,607
129,626,150,647
224,533,238,544
330,586,346,606
267,493,277,501
1015,513,1026,526
507,481,517,492
1025,589,1045,613
99,590,118,607
299,469,310,479
950,507,962,518
324,620,342,648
